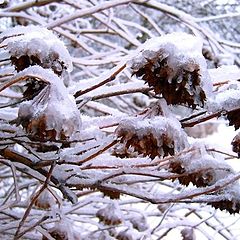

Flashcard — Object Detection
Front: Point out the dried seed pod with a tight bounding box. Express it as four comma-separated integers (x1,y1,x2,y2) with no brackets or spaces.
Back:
23,79,48,100
232,132,240,157
42,229,67,240
227,109,240,130
207,82,240,130
42,221,79,240
116,230,134,240
207,178,240,214
181,228,196,240
128,33,211,109
0,26,72,75
208,193,240,214
202,47,214,61
96,203,123,225
209,199,240,214
34,189,55,209
13,66,81,141
116,116,188,159
101,189,120,199
169,151,234,187
169,160,215,187
130,215,148,232
157,203,171,213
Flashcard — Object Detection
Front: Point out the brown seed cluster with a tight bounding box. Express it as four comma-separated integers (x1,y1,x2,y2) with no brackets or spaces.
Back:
42,229,68,240
209,199,240,214
131,49,206,109
116,124,175,159
24,115,57,141
10,52,65,76
169,160,214,187
34,189,55,210
232,132,240,157
181,228,195,240
227,109,240,130
116,230,134,240
96,204,123,225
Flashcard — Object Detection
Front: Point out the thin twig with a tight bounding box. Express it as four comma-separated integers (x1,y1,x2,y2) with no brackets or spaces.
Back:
14,161,56,239
74,63,126,98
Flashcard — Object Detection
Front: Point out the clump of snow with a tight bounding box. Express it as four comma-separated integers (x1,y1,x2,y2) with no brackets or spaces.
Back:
45,218,80,240
0,25,73,73
14,66,81,139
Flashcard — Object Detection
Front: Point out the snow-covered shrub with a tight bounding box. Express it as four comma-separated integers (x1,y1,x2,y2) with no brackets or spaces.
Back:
0,1,240,239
